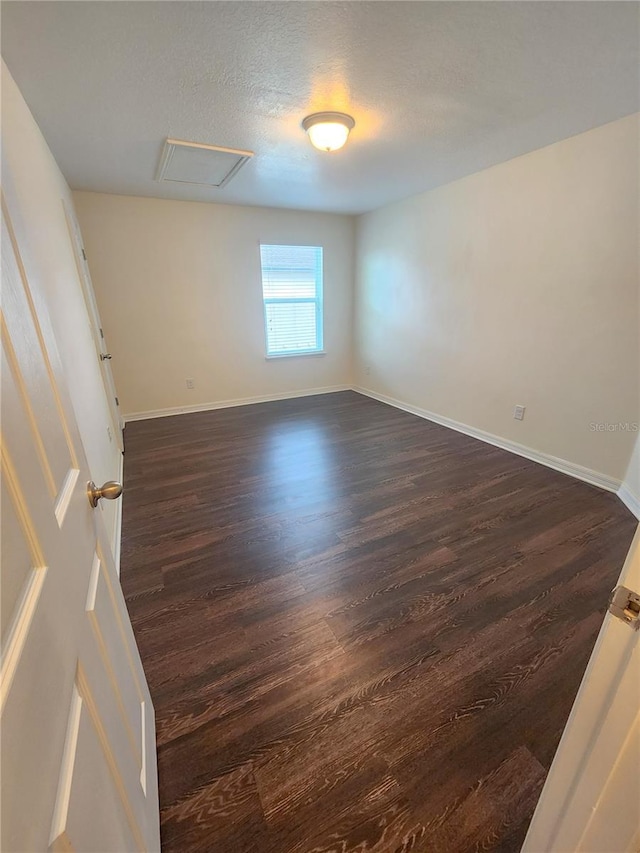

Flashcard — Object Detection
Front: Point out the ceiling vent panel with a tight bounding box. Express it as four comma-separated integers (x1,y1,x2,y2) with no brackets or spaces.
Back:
155,138,253,187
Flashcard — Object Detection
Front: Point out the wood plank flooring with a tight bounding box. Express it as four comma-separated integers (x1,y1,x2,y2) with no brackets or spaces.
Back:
120,391,637,853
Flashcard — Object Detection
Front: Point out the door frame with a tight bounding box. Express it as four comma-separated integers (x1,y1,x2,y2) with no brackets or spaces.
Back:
62,198,124,451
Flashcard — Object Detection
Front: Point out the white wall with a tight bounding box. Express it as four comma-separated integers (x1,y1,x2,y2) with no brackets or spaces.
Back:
73,192,354,418
354,115,639,484
2,63,122,548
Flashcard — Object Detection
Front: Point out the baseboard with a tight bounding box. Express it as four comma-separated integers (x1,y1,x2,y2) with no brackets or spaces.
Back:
352,386,622,494
617,483,640,520
123,385,351,423
121,382,633,511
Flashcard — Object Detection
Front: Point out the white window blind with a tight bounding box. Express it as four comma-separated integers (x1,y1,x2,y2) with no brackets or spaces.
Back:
260,244,323,356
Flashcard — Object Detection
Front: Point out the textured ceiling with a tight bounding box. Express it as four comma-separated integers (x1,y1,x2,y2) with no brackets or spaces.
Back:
2,1,638,214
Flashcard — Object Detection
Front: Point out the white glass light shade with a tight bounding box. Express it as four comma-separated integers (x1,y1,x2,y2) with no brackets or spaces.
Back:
302,112,355,152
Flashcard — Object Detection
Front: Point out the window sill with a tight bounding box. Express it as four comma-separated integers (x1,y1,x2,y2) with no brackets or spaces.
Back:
265,351,326,360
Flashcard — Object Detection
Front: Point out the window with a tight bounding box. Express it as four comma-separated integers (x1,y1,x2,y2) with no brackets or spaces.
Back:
260,244,323,357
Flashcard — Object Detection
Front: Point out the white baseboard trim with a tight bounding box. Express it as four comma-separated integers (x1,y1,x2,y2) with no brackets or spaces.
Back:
352,386,623,494
121,382,635,514
123,385,351,423
617,483,640,520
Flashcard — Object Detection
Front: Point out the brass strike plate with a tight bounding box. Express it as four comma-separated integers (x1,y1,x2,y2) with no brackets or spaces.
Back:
608,585,640,630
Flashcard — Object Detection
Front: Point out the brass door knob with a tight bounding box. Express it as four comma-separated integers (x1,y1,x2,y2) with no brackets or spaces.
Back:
87,480,123,508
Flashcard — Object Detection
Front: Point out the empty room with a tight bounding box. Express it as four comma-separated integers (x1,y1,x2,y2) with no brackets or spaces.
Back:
1,2,639,851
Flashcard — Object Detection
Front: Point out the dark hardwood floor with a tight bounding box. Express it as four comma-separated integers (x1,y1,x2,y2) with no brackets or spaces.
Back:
120,391,637,853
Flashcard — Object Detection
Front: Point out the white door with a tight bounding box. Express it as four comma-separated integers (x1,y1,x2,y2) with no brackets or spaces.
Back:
1,189,160,851
62,198,123,453
523,524,640,852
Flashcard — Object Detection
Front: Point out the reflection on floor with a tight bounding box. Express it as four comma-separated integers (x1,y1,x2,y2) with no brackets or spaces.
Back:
120,391,637,852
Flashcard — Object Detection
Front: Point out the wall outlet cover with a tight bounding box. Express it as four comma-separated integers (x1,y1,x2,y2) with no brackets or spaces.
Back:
514,405,526,421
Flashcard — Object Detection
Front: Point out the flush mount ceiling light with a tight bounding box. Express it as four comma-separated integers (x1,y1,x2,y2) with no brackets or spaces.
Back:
302,112,355,152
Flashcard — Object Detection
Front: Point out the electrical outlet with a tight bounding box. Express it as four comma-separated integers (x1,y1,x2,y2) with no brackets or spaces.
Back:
186,378,195,390
513,405,526,421
364,365,371,376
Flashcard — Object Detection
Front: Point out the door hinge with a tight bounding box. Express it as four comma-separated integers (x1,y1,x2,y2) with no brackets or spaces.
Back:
99,327,104,339
115,397,119,406
82,248,87,261
608,585,640,630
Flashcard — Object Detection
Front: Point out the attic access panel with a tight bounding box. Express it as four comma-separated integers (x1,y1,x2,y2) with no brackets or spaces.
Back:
156,138,253,188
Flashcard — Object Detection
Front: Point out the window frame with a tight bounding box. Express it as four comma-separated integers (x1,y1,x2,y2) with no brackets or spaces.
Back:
259,244,324,359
